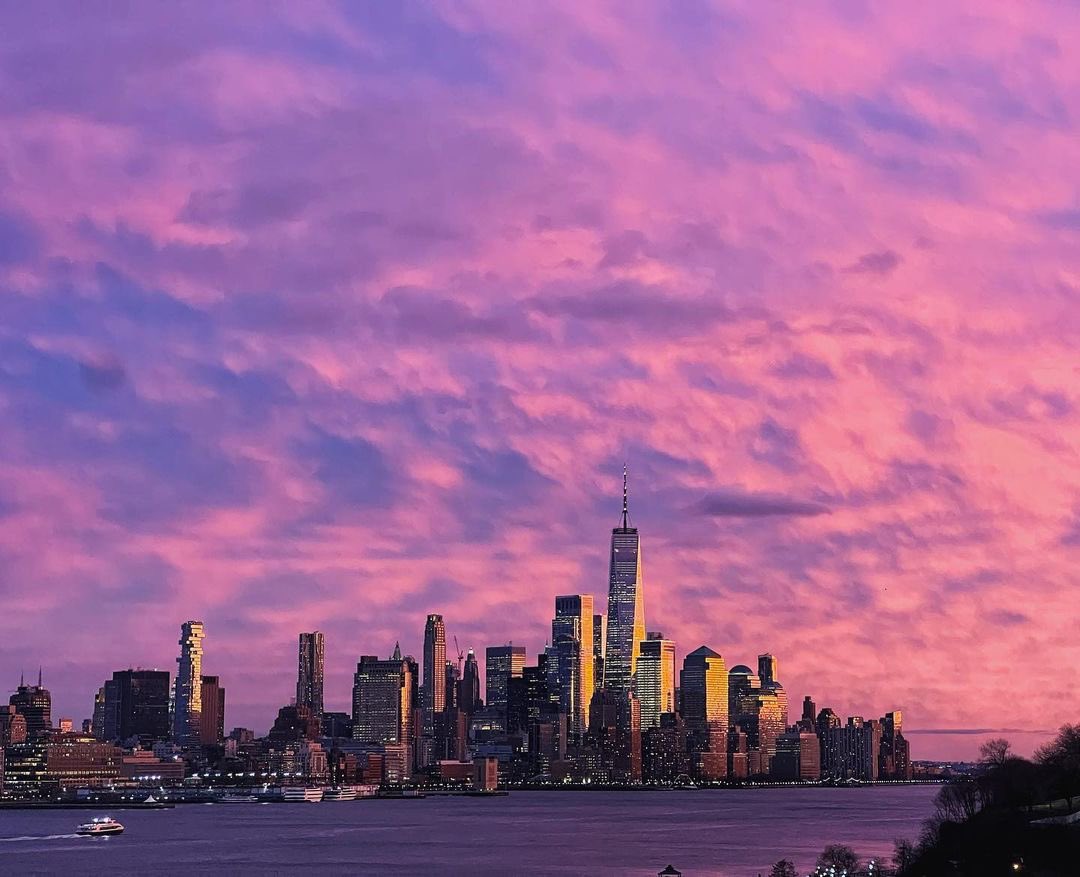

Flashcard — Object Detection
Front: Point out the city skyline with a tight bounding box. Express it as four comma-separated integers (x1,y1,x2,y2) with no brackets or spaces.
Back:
9,475,929,768
2,3,1078,766
2,473,1054,760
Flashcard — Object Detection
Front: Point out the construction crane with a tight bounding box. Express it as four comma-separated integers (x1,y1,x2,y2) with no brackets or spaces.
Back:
453,635,465,676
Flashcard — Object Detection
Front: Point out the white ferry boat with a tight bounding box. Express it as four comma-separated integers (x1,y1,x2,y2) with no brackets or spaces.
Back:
282,786,324,802
322,787,357,802
220,793,259,803
76,816,125,836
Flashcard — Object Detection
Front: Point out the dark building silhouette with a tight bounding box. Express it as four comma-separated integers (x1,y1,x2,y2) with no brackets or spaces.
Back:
103,669,170,744
9,672,51,740
199,675,225,745
268,704,320,746
485,644,525,725
459,649,482,716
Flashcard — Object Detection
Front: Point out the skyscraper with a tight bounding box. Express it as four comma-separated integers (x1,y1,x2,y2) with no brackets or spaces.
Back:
352,652,414,778
199,675,225,745
680,646,728,776
637,632,675,731
551,595,594,736
485,645,525,722
172,620,204,745
9,671,52,740
758,653,778,687
728,664,761,731
105,669,170,743
296,632,325,717
592,614,606,692
422,614,446,733
459,648,482,715
604,467,645,695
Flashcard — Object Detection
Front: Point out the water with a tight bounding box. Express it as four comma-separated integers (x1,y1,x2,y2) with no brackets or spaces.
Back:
0,787,937,876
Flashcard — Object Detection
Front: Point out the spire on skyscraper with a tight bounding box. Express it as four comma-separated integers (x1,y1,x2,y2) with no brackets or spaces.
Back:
622,463,629,529
37,666,42,687
392,641,402,661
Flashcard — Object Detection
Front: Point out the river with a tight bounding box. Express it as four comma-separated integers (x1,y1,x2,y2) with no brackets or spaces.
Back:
0,786,937,875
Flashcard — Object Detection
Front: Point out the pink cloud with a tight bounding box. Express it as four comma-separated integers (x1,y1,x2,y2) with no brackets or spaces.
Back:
0,2,1077,758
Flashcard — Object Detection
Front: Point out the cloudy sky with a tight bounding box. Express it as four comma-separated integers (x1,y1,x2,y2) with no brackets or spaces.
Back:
1,2,1078,759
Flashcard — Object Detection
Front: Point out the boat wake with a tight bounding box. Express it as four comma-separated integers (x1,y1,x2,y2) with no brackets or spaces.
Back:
0,833,82,842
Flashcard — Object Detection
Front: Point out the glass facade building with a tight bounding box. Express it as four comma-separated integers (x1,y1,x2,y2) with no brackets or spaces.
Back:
604,468,645,696
552,594,594,736
679,646,728,754
105,669,171,744
485,644,525,723
422,614,446,733
637,633,675,731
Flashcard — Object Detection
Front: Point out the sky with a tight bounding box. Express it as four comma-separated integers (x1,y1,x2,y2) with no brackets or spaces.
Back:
1,2,1078,761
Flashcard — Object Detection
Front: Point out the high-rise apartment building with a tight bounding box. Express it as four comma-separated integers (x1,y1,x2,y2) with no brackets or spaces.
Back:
485,645,525,722
199,675,225,745
551,595,595,736
296,632,325,716
604,468,645,695
422,614,446,732
172,621,205,745
637,632,675,731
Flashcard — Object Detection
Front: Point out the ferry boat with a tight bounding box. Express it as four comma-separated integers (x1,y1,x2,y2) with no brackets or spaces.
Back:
220,793,259,803
323,787,357,802
282,786,324,802
76,817,125,837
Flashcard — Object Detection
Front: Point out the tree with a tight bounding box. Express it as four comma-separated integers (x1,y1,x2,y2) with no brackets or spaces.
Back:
816,844,860,874
769,860,797,877
1035,723,1080,811
893,838,917,875
979,738,1011,768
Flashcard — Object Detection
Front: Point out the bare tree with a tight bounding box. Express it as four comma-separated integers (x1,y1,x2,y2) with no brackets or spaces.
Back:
769,861,797,877
816,844,860,874
1035,723,1080,811
893,838,917,875
979,737,1011,767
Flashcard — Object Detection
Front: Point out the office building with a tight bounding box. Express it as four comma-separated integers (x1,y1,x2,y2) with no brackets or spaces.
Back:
679,646,728,775
199,675,225,745
459,649,482,716
604,467,645,695
637,633,675,731
104,669,171,744
485,645,525,722
9,671,51,740
592,614,606,692
551,594,595,736
352,653,414,755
